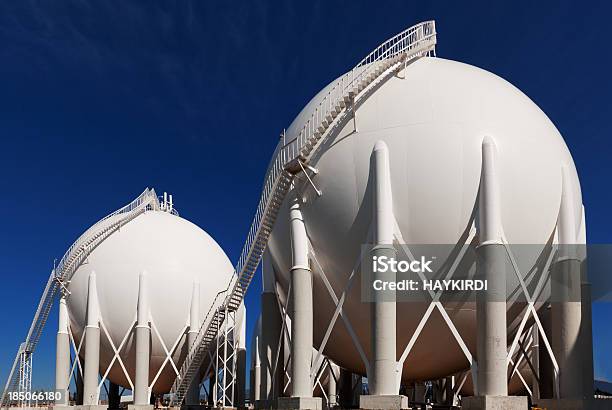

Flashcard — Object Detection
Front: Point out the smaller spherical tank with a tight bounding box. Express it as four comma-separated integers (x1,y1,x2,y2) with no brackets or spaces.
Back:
66,210,234,393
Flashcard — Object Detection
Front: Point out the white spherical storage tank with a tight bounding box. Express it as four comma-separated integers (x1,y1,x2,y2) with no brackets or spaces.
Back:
66,206,234,394
266,56,583,384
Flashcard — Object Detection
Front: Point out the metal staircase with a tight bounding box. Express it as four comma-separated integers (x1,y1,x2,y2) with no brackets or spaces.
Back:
169,20,437,405
1,188,161,408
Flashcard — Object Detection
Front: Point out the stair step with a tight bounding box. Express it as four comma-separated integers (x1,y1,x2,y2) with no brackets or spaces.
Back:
167,32,435,405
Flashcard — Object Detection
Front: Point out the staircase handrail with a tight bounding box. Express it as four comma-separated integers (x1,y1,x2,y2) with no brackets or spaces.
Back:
169,21,437,404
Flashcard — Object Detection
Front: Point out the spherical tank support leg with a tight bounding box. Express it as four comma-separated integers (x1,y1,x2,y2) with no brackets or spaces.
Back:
55,296,70,406
464,137,526,410
132,272,152,409
277,195,323,410
82,272,101,406
359,141,408,410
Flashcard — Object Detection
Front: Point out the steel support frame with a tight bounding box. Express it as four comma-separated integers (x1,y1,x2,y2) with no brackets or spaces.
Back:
215,307,238,408
18,348,33,408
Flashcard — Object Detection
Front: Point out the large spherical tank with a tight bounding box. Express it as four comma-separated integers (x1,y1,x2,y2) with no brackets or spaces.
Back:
66,210,234,393
267,57,582,382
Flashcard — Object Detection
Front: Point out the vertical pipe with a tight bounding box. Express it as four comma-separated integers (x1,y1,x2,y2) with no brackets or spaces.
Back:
531,326,541,400
289,195,314,398
475,137,508,396
353,374,363,403
253,333,261,402
444,376,455,406
414,383,426,403
186,281,201,405
134,272,151,405
236,306,247,409
434,379,444,404
327,363,339,408
83,273,101,405
370,140,397,395
260,252,281,403
260,291,280,402
55,296,70,406
249,368,255,404
551,166,582,399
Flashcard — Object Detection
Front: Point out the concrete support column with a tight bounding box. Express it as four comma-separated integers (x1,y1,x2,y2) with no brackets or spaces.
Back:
186,281,201,405
134,272,151,406
236,306,247,409
257,250,283,409
474,137,508,397
277,195,322,410
551,166,582,399
370,140,397,396
327,363,339,408
259,291,281,404
83,273,101,405
55,296,70,406
475,244,508,396
360,141,407,410
288,195,313,398
464,138,527,410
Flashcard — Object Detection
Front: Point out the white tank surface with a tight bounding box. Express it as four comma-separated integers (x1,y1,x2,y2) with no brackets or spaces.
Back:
266,57,582,381
66,209,234,393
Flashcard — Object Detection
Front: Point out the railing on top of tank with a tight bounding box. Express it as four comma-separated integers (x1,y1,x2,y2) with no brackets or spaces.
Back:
281,20,436,158
229,21,436,292
54,188,160,281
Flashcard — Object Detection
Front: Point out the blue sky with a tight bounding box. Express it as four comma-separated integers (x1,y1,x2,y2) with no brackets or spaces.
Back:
0,0,611,391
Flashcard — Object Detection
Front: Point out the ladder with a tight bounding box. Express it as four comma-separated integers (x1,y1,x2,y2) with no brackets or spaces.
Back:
1,188,161,408
169,20,437,405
